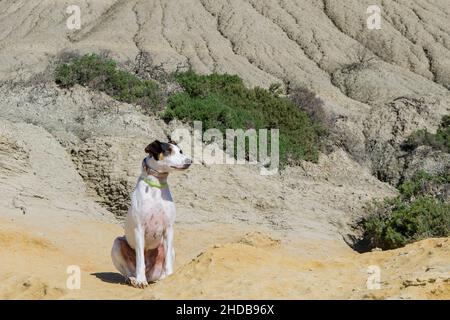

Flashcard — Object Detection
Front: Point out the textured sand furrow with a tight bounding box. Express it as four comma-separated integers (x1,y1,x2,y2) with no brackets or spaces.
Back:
1,0,449,97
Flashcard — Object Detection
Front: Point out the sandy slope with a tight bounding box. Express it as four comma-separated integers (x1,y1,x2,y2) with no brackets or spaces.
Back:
0,214,448,300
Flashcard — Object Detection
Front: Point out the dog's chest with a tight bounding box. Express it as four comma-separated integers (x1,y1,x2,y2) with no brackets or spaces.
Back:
138,188,175,245
142,207,168,242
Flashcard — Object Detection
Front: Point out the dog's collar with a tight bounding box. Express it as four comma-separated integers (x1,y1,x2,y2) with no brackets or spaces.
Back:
142,178,168,189
143,158,169,179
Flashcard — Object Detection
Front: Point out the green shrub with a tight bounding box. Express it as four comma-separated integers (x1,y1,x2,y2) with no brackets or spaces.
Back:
398,171,449,200
163,71,326,164
361,172,450,250
55,53,161,110
402,115,450,153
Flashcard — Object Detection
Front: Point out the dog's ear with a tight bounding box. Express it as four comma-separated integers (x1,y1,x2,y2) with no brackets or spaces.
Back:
145,140,164,160
166,134,177,145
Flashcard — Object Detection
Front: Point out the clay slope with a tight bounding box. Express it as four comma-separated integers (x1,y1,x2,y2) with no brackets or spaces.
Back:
0,117,114,223
0,83,395,239
0,0,449,172
1,0,450,91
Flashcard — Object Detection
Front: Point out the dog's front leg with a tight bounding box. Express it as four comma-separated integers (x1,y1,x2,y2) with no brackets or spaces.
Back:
162,224,174,278
130,227,148,288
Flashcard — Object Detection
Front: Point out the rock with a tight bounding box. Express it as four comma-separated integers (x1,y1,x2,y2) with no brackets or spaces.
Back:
0,118,113,222
364,96,449,185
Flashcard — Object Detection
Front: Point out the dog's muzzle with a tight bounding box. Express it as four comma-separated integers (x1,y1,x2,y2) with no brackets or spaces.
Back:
171,159,192,170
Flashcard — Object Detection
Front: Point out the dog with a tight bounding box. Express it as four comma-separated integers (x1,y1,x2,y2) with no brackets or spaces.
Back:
111,140,191,288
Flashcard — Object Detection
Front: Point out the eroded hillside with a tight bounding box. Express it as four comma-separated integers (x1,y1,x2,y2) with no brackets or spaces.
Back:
1,0,449,179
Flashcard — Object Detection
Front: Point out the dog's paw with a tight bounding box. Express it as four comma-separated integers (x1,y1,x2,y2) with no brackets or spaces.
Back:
158,272,167,281
161,269,172,280
126,277,148,289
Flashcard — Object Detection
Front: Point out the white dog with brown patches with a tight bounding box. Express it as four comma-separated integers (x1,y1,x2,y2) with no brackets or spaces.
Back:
111,140,191,288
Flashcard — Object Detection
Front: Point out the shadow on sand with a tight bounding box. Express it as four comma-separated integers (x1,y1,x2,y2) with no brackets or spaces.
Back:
91,272,126,285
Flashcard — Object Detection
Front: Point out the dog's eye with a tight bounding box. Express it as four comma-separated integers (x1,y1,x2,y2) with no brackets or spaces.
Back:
180,150,183,154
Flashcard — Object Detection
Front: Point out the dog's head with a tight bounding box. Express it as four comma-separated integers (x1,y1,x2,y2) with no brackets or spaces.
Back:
144,140,192,173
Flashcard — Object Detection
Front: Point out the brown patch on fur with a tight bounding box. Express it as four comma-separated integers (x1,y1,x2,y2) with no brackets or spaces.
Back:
119,237,136,266
145,140,173,161
117,237,165,282
145,241,165,281
145,140,163,160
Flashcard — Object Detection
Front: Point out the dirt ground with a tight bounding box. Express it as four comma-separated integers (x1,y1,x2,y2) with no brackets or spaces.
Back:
0,213,448,300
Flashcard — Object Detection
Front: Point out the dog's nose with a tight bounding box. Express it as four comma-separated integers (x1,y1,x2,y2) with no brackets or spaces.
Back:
185,158,192,165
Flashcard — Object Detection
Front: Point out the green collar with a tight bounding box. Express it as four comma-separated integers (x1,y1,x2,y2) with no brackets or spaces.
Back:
143,178,168,189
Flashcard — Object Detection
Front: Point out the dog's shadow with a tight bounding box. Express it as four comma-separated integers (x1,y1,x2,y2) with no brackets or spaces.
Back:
91,272,126,285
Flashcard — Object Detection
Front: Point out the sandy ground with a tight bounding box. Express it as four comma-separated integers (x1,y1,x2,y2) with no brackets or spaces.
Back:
0,212,448,300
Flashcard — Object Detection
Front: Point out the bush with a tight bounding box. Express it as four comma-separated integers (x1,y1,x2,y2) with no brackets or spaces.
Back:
163,71,326,164
361,172,450,250
402,115,450,153
289,87,327,126
398,171,449,200
55,53,161,111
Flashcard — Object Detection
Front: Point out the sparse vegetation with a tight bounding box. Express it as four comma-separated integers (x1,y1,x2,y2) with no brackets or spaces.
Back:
288,87,327,126
55,56,326,165
55,53,161,111
341,42,377,72
360,171,450,250
163,71,326,165
402,115,450,153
